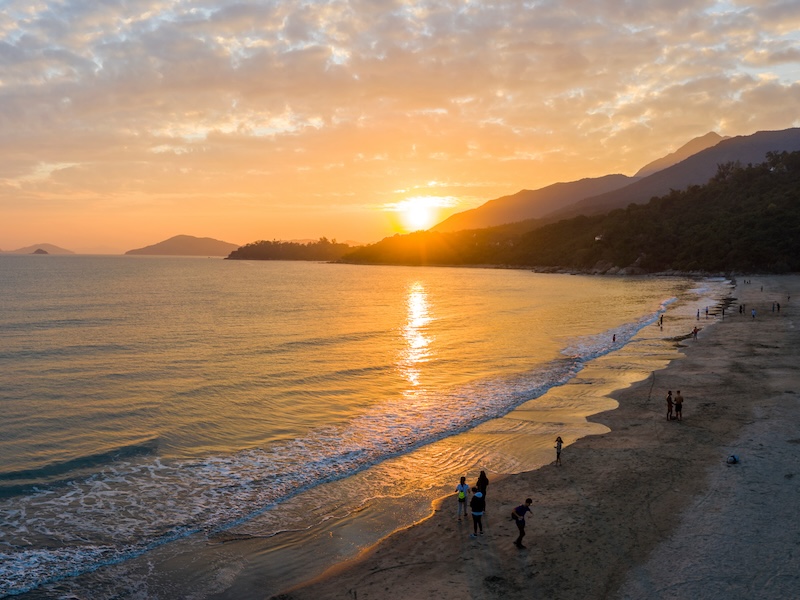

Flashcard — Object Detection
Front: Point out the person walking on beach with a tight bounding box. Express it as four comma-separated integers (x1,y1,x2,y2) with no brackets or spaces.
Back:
455,476,470,520
511,498,533,548
666,390,674,421
555,436,563,466
674,390,684,421
469,487,485,538
476,470,489,501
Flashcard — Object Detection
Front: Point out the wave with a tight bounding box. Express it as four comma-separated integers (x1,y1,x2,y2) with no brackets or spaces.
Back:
0,439,159,495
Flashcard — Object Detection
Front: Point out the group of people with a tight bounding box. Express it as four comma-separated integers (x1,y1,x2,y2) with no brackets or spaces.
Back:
455,435,564,548
665,389,684,421
455,472,534,548
455,471,489,537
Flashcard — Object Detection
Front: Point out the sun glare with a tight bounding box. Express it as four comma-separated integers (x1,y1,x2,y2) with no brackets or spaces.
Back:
396,196,447,232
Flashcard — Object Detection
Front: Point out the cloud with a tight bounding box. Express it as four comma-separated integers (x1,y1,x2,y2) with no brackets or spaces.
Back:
1,0,798,251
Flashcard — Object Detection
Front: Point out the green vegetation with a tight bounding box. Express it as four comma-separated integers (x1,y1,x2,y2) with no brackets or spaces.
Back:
227,237,355,261
342,151,800,273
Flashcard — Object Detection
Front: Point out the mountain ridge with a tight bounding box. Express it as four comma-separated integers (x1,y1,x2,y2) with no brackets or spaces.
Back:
634,131,727,178
431,174,634,233
125,235,240,256
432,127,798,233
551,127,800,220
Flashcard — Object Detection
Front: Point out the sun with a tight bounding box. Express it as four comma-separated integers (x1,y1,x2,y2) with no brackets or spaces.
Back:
397,196,442,232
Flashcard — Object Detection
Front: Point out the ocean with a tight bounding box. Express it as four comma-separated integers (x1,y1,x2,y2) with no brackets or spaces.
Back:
0,256,730,598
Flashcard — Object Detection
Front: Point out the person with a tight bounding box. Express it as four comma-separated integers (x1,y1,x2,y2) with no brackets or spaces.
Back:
752,308,756,320
511,498,533,548
674,390,684,421
692,326,698,340
476,470,489,501
666,390,674,421
555,436,563,466
469,486,485,538
455,476,470,520
697,309,700,320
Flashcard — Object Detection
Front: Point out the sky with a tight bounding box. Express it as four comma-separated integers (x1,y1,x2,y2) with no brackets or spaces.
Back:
1,0,799,253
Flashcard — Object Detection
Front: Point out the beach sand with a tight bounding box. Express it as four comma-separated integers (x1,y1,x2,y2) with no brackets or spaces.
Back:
272,276,799,600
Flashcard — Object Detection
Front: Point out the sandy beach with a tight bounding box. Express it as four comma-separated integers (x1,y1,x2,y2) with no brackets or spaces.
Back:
273,275,799,600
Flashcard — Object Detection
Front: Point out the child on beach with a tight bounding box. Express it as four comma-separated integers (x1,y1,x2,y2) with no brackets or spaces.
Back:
555,436,563,466
455,476,470,520
469,486,485,537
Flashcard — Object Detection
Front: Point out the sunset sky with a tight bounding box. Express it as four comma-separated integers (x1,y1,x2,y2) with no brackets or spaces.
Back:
1,1,799,253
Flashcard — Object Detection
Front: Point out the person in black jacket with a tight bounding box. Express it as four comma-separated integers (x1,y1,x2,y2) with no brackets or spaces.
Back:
469,487,485,537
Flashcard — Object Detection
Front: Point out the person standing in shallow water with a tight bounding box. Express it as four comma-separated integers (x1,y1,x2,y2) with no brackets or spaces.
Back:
555,436,563,466
455,476,470,520
666,390,674,421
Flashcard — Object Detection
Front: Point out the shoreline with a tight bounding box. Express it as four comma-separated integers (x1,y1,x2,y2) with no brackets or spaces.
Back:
273,275,799,600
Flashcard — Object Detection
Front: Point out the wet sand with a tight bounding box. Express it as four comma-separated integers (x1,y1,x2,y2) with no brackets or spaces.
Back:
274,276,799,600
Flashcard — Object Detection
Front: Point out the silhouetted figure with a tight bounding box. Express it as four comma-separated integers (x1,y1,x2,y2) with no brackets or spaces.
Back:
511,498,533,548
469,487,485,537
555,436,563,466
674,390,684,421
666,390,674,421
476,470,489,501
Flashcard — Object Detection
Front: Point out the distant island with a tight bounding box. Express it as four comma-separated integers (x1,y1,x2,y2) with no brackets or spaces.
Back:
0,243,75,255
125,235,240,256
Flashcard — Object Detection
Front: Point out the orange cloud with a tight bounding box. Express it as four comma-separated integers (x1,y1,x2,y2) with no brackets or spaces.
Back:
0,0,798,252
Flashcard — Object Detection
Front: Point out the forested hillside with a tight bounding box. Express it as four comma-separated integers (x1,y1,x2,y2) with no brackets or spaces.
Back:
227,237,354,261
341,151,800,274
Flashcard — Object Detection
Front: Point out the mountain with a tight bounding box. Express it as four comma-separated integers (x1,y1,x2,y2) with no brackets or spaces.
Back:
125,235,240,256
550,128,800,220
634,132,727,178
2,243,75,255
431,131,726,234
431,174,634,233
431,128,798,234
341,150,800,273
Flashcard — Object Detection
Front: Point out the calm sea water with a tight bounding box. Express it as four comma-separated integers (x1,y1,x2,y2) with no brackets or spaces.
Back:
0,256,729,598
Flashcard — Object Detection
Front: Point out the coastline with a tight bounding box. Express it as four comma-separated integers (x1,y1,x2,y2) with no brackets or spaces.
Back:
273,275,799,600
